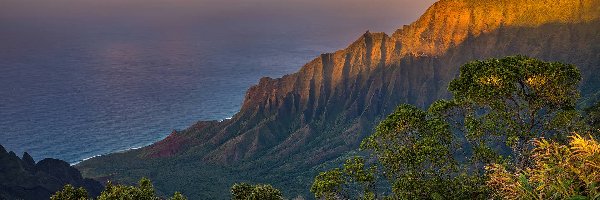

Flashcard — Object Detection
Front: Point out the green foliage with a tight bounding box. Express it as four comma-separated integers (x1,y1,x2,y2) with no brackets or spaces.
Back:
168,192,187,200
251,184,284,200
447,55,581,167
231,183,283,200
585,101,600,133
51,185,88,200
360,104,469,199
232,183,254,200
312,104,487,199
311,169,344,199
51,178,187,200
311,157,376,200
487,134,600,199
97,178,159,200
312,56,585,199
342,157,376,196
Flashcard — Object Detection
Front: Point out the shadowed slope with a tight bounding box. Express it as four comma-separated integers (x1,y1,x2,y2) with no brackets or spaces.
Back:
0,145,102,200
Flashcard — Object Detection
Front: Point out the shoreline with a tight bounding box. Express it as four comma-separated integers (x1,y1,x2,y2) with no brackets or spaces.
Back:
70,115,235,166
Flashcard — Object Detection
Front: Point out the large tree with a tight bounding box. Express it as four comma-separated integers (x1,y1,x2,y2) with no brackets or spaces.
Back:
446,55,582,168
360,104,462,199
311,56,584,199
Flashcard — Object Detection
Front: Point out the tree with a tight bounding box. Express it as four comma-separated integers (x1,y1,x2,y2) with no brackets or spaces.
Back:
51,178,187,200
231,183,254,200
51,185,88,200
360,104,464,199
486,133,600,199
312,104,487,199
446,55,581,168
585,101,600,133
311,56,584,199
251,184,284,200
97,178,159,200
311,168,345,200
311,157,376,200
169,192,187,200
231,183,283,200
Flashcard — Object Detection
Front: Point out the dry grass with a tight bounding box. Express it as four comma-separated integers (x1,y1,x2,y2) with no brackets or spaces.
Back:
486,133,600,199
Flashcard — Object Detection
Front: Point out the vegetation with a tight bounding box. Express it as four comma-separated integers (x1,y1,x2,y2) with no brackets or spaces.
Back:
487,134,600,199
359,104,481,199
585,101,600,133
446,55,582,167
51,178,186,200
230,183,283,200
311,157,376,199
311,56,600,199
51,185,88,200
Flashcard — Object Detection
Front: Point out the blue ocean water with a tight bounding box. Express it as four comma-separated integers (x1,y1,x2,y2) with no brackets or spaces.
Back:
0,30,335,164
0,0,431,164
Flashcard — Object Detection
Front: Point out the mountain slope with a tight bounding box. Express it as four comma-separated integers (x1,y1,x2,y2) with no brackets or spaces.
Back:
0,145,102,200
77,0,600,198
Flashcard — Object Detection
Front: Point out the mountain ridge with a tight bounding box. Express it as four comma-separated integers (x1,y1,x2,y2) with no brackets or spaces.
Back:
392,0,599,57
0,145,103,200
77,0,600,198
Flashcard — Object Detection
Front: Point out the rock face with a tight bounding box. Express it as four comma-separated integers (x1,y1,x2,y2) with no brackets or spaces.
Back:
0,145,102,200
77,0,600,198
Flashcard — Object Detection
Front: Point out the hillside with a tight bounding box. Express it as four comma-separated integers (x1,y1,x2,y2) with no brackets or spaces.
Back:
76,0,600,198
0,145,102,200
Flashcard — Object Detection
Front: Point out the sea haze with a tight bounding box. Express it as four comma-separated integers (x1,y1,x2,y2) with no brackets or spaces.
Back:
0,0,435,163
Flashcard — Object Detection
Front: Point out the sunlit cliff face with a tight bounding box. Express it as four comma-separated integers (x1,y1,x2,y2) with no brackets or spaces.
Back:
392,0,600,57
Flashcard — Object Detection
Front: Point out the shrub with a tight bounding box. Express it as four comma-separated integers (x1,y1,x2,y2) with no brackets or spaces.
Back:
486,133,600,199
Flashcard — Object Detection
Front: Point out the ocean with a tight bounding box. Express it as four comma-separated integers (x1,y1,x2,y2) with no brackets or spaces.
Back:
0,0,432,164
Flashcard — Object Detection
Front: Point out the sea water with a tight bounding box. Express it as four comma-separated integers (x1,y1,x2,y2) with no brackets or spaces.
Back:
0,0,429,164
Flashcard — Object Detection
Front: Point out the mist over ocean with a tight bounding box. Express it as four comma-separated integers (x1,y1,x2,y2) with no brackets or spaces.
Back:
0,0,434,163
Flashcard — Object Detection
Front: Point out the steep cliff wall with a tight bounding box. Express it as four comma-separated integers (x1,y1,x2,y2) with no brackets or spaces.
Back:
170,0,600,165
392,0,599,57
77,0,600,198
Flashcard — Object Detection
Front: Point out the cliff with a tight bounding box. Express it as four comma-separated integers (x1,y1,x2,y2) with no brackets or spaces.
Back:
0,145,102,200
76,0,600,198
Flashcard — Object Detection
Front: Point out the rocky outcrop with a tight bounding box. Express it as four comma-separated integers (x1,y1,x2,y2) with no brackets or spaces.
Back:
77,0,600,198
0,145,102,200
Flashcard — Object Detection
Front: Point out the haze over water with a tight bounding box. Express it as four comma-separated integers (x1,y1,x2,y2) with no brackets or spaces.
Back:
0,0,435,163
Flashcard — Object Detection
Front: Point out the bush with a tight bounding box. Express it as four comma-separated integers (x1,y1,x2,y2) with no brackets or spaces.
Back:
51,178,186,200
51,185,88,200
231,183,283,200
486,133,600,199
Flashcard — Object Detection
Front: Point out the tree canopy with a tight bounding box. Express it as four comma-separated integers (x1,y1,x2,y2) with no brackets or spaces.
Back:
585,101,600,133
51,178,186,200
446,55,582,168
311,56,592,199
51,185,88,200
311,157,376,199
231,182,283,200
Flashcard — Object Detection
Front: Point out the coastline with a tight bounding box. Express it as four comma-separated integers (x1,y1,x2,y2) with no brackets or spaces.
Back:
71,115,235,166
